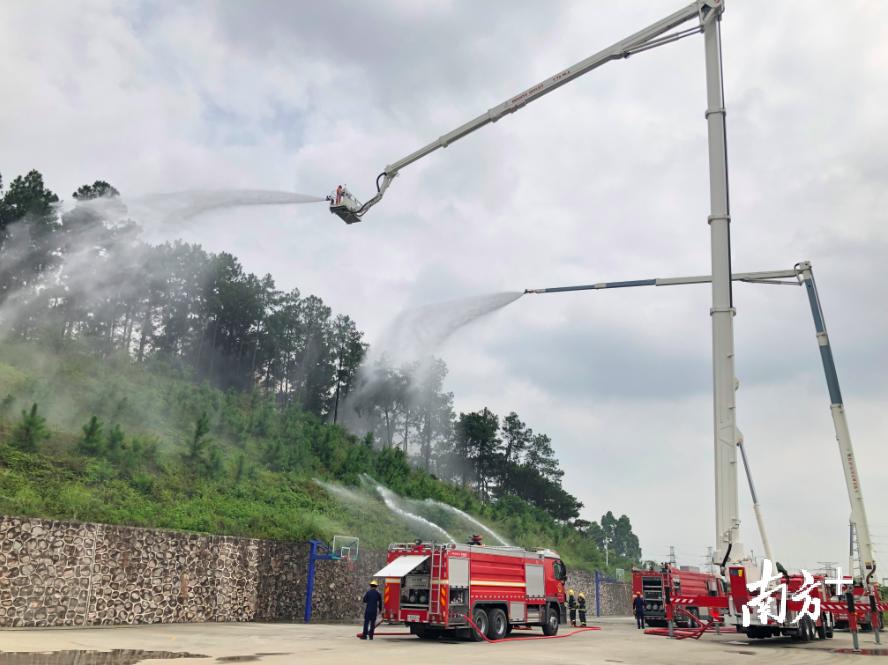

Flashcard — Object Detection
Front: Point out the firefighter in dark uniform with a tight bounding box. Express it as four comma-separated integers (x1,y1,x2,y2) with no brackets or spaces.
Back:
360,580,383,640
578,592,587,627
568,589,577,626
633,591,645,629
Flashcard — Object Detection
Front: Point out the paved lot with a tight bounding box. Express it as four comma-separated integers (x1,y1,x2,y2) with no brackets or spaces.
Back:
1,618,883,664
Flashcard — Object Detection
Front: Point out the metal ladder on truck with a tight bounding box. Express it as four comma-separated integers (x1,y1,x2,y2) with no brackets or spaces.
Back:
429,545,445,619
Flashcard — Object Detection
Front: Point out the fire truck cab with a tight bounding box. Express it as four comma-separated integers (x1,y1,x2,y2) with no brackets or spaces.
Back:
374,541,568,640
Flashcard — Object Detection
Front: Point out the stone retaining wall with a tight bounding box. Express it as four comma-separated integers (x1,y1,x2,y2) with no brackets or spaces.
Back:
0,516,384,628
0,515,629,628
566,569,632,617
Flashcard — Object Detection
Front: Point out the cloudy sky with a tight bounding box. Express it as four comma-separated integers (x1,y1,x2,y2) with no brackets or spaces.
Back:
3,0,887,572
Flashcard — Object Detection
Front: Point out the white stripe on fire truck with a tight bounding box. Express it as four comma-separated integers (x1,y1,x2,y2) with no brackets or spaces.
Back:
470,580,526,588
383,578,527,588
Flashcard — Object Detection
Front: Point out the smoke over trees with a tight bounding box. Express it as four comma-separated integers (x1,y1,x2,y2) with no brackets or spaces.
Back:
0,169,366,416
0,168,636,547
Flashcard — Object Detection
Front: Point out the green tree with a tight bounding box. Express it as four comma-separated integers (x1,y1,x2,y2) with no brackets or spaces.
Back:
499,411,532,492
233,453,246,483
105,423,125,459
78,415,104,456
72,180,120,201
329,314,366,423
594,511,641,563
183,412,213,477
455,408,500,500
11,403,49,452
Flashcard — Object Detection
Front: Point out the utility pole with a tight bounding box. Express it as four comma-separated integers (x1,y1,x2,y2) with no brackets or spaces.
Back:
817,561,838,578
604,535,611,568
668,546,677,566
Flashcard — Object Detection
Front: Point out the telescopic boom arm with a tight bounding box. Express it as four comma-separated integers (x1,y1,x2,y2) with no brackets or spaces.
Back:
328,0,723,224
526,261,878,587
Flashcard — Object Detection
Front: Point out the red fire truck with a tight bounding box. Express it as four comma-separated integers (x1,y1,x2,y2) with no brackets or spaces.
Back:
826,578,883,631
373,540,568,640
724,564,835,640
632,564,725,627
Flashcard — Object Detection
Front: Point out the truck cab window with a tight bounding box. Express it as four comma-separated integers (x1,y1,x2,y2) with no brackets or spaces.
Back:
554,560,567,581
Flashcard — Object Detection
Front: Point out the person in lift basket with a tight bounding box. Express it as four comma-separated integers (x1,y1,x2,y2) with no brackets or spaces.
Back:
360,580,383,640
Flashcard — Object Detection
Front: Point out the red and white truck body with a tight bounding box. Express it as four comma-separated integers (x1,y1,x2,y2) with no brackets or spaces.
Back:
374,541,568,640
825,578,883,630
722,564,836,639
632,565,725,626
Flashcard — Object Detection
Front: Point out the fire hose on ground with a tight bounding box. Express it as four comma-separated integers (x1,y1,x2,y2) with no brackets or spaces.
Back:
356,615,601,642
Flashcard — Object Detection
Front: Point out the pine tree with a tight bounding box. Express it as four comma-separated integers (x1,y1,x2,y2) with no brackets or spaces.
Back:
105,423,125,459
11,403,49,452
233,453,246,483
78,415,104,456
184,412,213,477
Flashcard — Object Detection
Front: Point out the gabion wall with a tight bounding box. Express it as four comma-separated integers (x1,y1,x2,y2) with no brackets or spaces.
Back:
0,515,628,628
0,515,384,628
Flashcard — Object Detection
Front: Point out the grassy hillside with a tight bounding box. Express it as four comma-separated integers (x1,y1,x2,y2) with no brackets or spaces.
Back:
0,341,621,572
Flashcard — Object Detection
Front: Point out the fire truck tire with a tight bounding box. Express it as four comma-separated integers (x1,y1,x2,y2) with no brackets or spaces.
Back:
798,617,813,641
471,607,490,641
817,620,827,640
488,608,508,640
542,605,560,636
412,625,440,640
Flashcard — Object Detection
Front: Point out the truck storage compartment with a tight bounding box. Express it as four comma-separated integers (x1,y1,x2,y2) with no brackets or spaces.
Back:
373,554,431,609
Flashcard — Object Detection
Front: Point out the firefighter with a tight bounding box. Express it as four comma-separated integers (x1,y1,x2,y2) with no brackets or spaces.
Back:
633,591,645,629
578,591,587,627
360,580,383,640
568,589,577,626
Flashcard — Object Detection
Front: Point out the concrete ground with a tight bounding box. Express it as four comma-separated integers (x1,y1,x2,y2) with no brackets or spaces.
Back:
1,618,884,664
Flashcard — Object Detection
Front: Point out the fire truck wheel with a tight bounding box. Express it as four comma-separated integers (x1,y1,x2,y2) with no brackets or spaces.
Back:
542,605,560,636
816,620,827,640
412,625,440,640
471,607,489,641
798,617,813,641
488,608,508,641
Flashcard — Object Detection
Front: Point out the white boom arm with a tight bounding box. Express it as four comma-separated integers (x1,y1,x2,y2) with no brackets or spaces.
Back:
526,261,878,586
334,0,742,572
796,262,877,586
331,0,722,222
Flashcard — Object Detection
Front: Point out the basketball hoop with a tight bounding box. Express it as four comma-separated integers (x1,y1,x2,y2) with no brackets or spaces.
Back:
332,535,360,563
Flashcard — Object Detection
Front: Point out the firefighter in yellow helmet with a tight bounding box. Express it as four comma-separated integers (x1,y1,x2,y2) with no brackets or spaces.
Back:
568,589,577,626
578,592,587,627
360,580,382,640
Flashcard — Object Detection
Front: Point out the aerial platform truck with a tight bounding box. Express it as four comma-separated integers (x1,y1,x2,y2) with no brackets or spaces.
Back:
330,0,744,577
324,0,883,643
525,261,885,639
